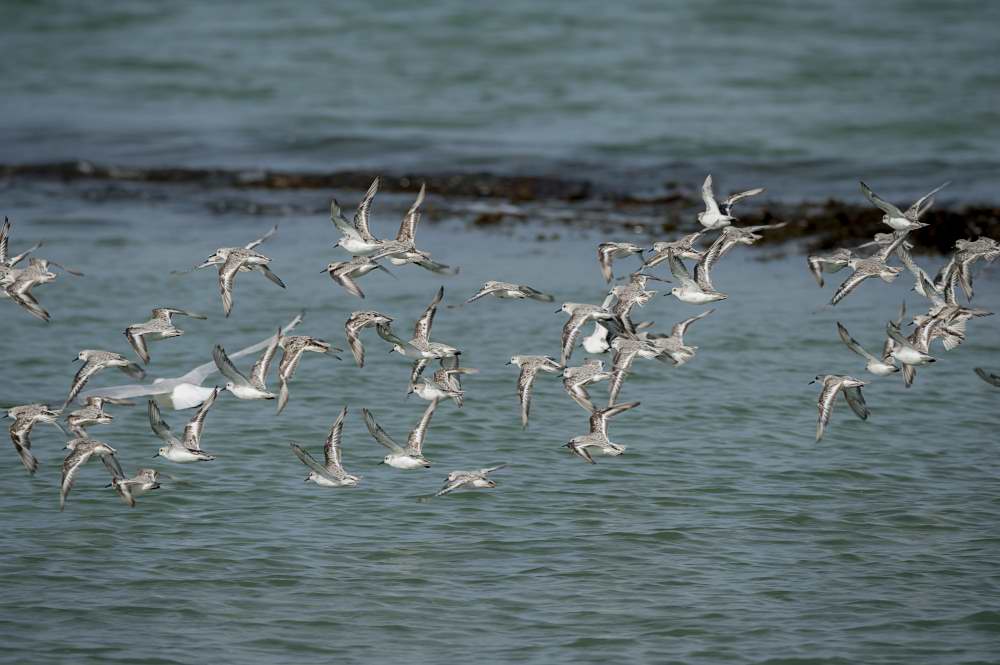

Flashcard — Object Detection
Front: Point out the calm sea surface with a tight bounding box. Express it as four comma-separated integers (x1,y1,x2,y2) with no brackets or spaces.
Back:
1,1,999,201
0,180,998,664
2,2,1000,663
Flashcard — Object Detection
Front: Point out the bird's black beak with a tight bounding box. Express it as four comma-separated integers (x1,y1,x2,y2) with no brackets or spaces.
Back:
151,453,159,458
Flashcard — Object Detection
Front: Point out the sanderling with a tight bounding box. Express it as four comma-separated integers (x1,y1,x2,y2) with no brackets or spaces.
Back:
66,350,146,408
345,310,394,368
465,281,554,304
149,389,220,462
290,407,360,487
323,256,393,299
975,368,1000,387
597,242,645,283
362,401,438,469
697,174,766,231
836,322,899,376
214,329,281,401
807,249,854,288
810,375,868,442
435,464,506,497
5,403,66,474
189,225,285,317
276,335,342,415
829,233,907,306
562,358,613,412
608,337,667,404
642,309,714,366
861,180,949,232
411,361,478,407
66,396,133,437
508,355,563,428
60,437,123,511
125,307,207,364
330,177,384,256
645,232,705,268
380,287,461,362
3,257,82,322
107,468,161,508
558,302,615,365
565,401,640,463
365,184,459,275
665,250,727,304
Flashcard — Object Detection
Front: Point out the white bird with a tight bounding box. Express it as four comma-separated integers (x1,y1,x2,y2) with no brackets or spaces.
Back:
290,407,360,487
78,312,303,409
810,375,868,442
362,401,437,469
330,177,385,256
149,389,220,462
860,181,949,232
435,464,506,497
213,330,281,401
558,302,615,365
381,286,461,363
885,320,936,388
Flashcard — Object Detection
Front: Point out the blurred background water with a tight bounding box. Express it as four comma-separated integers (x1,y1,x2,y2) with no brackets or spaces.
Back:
1,0,999,201
2,2,1000,664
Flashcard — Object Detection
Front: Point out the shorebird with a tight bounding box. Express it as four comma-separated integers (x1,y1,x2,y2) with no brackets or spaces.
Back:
698,222,786,283
975,368,1000,387
562,358,613,412
5,403,66,474
829,233,907,306
582,322,611,354
66,350,145,408
3,257,82,322
330,177,384,256
191,225,285,317
322,256,393,299
597,242,645,283
366,184,459,275
0,217,43,269
565,401,640,463
107,468,161,508
697,174,765,230
380,287,461,368
810,375,868,442
345,310,394,368
78,312,303,409
558,302,615,365
860,180,949,232
60,437,123,510
604,272,665,333
124,307,207,364
411,359,478,407
951,237,1000,300
434,464,506,497
607,337,667,404
886,318,938,388
362,401,437,469
665,251,727,304
836,322,899,376
508,355,562,428
645,232,704,268
807,248,854,288
465,281,554,304
213,330,281,401
642,309,714,366
276,335,342,415
149,389,220,462
66,396,133,437
290,407,360,487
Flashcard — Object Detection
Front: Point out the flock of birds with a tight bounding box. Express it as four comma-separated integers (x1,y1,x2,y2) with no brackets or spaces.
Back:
2,175,998,510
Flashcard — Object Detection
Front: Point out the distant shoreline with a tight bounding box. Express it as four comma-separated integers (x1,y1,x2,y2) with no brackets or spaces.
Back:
3,160,997,254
